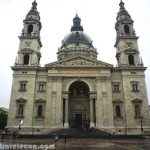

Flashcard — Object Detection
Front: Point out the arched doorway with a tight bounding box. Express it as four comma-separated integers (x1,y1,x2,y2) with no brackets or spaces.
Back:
68,81,90,128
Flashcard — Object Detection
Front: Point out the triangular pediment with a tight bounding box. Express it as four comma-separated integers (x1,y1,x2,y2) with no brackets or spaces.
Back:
45,56,113,68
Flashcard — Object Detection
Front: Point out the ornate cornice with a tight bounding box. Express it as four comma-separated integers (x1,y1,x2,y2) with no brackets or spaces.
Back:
11,66,39,71
57,47,97,53
11,66,48,72
45,56,113,69
47,66,113,69
111,66,147,71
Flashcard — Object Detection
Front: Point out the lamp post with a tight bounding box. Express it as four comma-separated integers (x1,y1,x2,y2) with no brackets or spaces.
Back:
63,133,67,144
18,119,23,130
140,119,143,132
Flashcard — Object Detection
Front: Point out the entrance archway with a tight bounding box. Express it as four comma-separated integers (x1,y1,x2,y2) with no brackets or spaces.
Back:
68,81,90,128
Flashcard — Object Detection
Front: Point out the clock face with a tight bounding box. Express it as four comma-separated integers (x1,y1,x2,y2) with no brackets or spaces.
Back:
126,42,132,48
25,41,32,47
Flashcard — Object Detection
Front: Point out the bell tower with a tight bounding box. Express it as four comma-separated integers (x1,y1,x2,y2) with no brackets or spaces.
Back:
15,0,42,66
114,0,143,67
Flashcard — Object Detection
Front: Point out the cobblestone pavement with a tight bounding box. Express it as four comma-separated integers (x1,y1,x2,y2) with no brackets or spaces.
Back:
0,137,150,150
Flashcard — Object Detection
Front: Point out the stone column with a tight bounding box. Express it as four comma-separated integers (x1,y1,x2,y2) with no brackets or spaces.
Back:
64,98,69,127
90,99,94,127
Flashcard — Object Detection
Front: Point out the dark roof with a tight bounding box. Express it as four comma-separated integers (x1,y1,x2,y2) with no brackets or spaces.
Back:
0,107,8,113
26,0,40,19
62,31,93,46
117,0,131,20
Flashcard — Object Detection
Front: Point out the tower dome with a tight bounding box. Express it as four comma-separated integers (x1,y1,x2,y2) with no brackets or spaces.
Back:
116,0,131,21
25,0,41,22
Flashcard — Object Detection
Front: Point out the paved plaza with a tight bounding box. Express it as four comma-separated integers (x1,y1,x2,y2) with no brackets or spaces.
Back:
0,137,150,150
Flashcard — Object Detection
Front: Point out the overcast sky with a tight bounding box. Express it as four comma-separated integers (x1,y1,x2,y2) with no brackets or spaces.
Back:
0,0,150,108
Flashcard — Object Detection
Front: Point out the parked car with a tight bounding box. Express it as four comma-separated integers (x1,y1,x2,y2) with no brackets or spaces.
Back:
0,130,5,135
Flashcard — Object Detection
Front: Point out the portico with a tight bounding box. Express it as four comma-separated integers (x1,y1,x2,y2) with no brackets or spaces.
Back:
62,80,96,128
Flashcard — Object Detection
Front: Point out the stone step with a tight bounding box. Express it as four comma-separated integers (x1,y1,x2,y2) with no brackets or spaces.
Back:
48,127,110,138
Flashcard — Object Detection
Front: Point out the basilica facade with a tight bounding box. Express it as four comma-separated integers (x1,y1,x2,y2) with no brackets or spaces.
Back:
7,0,150,135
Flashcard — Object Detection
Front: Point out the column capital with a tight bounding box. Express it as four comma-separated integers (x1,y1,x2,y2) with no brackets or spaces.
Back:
62,91,69,100
62,97,69,101
90,92,97,100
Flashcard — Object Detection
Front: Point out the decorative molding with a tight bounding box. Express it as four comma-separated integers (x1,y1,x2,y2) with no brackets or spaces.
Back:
11,66,39,71
124,49,138,54
131,99,142,103
35,99,46,103
21,48,33,54
113,99,123,103
96,76,111,82
111,66,147,71
45,56,113,68
16,98,27,103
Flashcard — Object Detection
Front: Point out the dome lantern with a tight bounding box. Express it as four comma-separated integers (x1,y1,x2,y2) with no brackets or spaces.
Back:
71,14,83,32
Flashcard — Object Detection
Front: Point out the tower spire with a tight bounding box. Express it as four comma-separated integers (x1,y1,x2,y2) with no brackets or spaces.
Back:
119,0,125,10
32,0,37,10
116,0,131,24
25,0,40,20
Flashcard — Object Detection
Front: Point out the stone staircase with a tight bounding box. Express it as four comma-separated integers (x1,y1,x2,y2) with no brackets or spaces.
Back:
48,127,110,138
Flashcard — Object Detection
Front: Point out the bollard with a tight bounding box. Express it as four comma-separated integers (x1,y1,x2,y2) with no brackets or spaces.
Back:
1,132,4,142
63,133,67,145
54,134,59,146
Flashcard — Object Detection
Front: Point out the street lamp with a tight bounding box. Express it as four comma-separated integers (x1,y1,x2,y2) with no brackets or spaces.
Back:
140,119,143,132
18,119,23,130
63,133,67,144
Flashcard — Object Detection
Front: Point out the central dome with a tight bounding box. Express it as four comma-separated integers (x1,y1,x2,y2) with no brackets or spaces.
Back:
58,14,97,61
62,31,92,46
61,14,93,47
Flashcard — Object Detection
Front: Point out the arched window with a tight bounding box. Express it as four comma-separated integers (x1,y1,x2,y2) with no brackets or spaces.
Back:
135,105,140,117
27,24,33,34
23,54,29,65
37,105,43,117
124,25,130,34
116,105,121,118
128,55,134,65
18,104,24,116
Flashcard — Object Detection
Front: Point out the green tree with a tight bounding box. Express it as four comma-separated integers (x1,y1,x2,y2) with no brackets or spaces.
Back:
0,112,8,130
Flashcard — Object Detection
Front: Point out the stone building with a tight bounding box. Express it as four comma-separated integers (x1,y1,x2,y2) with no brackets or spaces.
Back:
0,107,8,114
7,0,150,135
